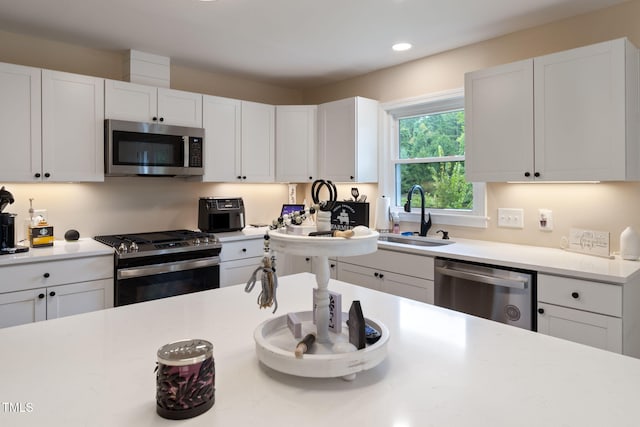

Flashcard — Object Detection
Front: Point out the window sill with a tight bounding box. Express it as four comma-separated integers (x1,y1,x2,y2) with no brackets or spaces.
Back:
396,210,489,229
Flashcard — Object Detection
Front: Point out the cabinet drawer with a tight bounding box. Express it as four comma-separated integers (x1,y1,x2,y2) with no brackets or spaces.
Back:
538,274,622,317
219,238,264,262
0,256,113,294
338,249,434,280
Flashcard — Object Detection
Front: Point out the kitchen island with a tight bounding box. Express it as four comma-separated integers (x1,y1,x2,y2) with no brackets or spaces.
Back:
1,273,640,426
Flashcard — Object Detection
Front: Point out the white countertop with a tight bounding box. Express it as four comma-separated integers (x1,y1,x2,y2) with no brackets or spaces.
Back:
378,237,640,284
0,238,113,266
215,226,269,242
1,273,640,426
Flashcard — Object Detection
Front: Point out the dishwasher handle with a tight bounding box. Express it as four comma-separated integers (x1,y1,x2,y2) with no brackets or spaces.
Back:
435,266,528,290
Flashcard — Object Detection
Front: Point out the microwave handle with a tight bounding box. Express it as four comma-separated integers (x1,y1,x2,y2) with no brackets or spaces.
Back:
183,136,189,167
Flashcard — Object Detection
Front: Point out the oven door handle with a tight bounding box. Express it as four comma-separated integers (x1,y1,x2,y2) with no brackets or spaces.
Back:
435,266,527,289
117,257,220,280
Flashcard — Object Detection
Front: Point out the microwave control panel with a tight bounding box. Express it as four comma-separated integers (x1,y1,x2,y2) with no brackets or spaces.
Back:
188,136,203,168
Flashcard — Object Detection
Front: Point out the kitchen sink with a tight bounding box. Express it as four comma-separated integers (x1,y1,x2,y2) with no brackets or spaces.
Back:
378,233,454,247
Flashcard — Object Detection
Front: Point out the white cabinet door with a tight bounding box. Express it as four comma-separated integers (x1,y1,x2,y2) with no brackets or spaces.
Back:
105,79,157,122
202,95,241,182
534,38,632,181
0,288,46,328
46,279,112,320
41,70,104,182
464,59,534,182
537,302,622,353
318,97,378,182
105,80,202,127
0,62,41,182
220,257,262,287
337,262,382,291
157,88,202,127
276,105,317,183
241,101,275,182
337,262,433,303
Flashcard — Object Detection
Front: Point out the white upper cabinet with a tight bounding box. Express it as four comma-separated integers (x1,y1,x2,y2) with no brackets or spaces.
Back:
201,97,275,182
41,70,105,182
276,105,317,183
105,80,202,127
0,62,41,182
465,38,639,182
241,101,275,182
202,95,241,182
318,96,378,182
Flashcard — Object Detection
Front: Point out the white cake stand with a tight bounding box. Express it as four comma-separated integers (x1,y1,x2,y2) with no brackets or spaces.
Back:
253,228,389,380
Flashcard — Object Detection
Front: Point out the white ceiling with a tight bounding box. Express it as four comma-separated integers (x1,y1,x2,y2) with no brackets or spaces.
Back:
0,0,628,89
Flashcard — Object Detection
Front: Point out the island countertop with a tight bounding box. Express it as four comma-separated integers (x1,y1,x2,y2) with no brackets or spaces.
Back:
1,273,640,426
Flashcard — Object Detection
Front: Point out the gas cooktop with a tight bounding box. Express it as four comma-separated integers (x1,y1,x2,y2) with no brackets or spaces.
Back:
94,229,221,259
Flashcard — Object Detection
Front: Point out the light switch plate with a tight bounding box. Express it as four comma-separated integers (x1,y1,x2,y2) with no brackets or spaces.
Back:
498,208,524,229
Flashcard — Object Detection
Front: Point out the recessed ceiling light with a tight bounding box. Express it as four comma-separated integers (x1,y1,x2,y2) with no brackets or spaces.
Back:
392,42,412,52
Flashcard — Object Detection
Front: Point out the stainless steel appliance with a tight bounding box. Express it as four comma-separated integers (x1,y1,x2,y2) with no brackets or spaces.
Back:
198,197,245,233
105,119,204,177
94,229,221,306
435,257,536,330
0,186,29,255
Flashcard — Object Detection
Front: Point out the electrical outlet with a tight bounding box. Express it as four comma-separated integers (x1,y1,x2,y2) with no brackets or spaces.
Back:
498,208,524,229
538,209,553,231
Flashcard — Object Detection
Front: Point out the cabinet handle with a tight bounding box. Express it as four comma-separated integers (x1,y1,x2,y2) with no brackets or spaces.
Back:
534,172,540,178
43,272,50,278
379,273,384,279
38,293,45,299
49,291,56,297
309,176,313,180
152,116,158,121
242,248,247,252
44,172,51,178
524,172,531,177
374,272,379,277
159,117,164,122
305,257,310,261
237,175,242,179
35,173,41,178
330,263,335,268
571,292,580,299
538,308,544,314
242,176,247,180
350,176,354,180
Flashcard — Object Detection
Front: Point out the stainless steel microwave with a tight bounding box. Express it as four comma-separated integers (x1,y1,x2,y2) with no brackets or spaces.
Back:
105,119,205,177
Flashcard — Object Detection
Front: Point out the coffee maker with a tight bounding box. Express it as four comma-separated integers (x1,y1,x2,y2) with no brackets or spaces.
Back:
0,186,29,254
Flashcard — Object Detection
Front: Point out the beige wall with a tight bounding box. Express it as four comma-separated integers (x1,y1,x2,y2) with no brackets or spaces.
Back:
2,1,640,250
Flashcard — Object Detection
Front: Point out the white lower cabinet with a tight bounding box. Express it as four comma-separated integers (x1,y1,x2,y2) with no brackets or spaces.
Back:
219,238,264,287
536,274,632,355
278,255,337,279
336,249,434,304
0,255,114,328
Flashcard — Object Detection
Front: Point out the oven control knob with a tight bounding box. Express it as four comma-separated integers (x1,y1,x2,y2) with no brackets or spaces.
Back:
129,242,139,252
118,243,128,254
202,236,209,244
194,238,201,245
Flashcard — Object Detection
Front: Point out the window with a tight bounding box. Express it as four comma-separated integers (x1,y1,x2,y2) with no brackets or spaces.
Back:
380,89,487,228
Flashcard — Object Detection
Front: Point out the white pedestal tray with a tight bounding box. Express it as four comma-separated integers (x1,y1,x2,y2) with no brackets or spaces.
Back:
253,228,389,380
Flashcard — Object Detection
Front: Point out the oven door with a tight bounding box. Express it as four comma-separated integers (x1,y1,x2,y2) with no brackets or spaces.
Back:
115,257,220,306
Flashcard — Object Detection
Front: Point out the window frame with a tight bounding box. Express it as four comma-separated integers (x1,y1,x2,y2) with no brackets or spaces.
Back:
379,88,488,228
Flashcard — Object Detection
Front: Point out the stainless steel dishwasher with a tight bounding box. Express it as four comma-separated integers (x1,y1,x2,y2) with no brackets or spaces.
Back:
434,257,536,331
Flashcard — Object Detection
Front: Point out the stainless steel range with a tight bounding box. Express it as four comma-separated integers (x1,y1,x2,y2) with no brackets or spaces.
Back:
94,229,221,306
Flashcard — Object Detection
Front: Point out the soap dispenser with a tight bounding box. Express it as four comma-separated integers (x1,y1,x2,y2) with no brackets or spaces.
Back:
620,226,640,260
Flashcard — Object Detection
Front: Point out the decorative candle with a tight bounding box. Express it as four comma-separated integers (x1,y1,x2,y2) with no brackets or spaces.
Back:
156,339,215,420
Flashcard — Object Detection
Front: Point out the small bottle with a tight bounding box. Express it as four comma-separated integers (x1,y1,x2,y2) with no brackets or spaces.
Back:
392,213,400,234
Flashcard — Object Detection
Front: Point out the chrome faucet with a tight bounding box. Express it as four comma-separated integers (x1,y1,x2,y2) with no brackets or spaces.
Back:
403,184,431,237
